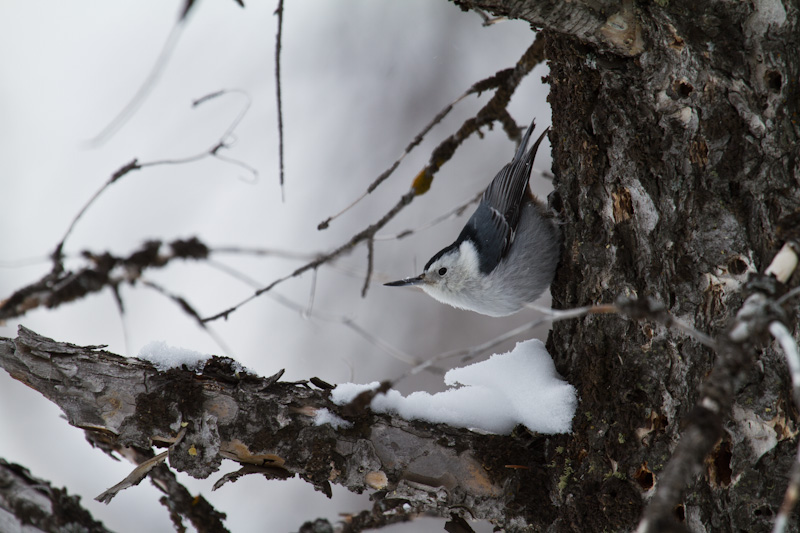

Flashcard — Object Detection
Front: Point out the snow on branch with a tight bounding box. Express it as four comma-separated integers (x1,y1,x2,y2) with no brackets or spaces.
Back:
0,326,570,531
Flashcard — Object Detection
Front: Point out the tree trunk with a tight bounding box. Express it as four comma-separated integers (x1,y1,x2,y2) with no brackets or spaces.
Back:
474,0,800,530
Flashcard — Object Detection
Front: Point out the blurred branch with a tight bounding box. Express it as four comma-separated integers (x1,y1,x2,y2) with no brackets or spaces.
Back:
0,458,113,533
0,237,209,321
638,241,799,533
86,23,185,147
769,320,800,533
87,0,245,146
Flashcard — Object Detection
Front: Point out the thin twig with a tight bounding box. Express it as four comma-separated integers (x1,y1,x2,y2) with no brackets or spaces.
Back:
211,245,319,261
52,159,141,270
777,285,800,306
304,267,318,318
395,304,610,383
109,283,132,358
361,239,375,297
770,321,800,404
274,0,286,200
317,90,471,230
202,189,414,323
614,296,718,350
772,448,800,533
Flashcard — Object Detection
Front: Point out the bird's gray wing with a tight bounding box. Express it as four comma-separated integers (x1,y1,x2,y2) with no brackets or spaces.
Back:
464,121,549,273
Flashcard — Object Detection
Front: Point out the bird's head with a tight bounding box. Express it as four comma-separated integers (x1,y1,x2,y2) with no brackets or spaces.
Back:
385,240,481,309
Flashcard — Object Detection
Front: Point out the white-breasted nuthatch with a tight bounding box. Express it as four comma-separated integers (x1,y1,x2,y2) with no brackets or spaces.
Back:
385,119,561,316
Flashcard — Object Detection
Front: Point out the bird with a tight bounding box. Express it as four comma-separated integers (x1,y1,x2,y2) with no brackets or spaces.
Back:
384,119,561,317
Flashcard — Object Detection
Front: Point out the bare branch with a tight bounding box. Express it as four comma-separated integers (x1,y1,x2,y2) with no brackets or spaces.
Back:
1,238,210,321
86,23,185,146
769,321,800,533
361,239,375,298
140,278,235,357
274,0,286,199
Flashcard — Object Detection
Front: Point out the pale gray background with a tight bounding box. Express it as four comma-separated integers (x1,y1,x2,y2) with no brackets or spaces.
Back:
0,1,552,531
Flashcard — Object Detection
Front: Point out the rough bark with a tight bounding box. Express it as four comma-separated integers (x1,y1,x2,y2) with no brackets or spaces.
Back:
0,326,565,531
456,0,800,531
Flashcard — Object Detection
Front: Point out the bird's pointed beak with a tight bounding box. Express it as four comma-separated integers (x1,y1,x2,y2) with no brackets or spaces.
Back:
384,274,425,287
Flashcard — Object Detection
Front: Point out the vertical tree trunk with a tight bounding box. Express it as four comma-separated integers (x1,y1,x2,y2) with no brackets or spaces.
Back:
519,0,800,529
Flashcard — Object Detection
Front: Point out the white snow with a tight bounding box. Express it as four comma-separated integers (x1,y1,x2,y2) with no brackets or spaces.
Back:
313,408,353,430
137,341,211,371
331,339,577,435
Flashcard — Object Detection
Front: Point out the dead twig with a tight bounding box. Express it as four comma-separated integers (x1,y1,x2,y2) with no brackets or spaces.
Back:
274,0,286,199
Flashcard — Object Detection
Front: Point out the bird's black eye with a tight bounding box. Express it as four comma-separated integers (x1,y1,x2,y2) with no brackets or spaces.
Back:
438,267,447,276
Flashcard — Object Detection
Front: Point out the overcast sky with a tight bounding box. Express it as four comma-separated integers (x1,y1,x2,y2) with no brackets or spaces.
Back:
0,1,552,531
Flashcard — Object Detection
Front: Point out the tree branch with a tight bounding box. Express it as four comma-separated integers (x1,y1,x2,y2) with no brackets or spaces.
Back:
0,458,113,533
0,326,565,531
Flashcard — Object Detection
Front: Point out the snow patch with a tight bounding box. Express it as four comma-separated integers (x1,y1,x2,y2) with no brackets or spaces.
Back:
314,408,353,430
137,341,210,371
332,339,577,435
